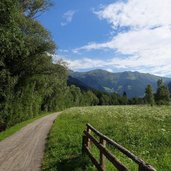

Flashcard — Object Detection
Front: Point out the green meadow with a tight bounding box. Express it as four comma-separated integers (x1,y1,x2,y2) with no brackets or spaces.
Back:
42,106,171,171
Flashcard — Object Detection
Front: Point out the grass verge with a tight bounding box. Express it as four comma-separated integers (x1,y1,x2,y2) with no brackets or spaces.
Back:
42,106,171,171
0,112,52,141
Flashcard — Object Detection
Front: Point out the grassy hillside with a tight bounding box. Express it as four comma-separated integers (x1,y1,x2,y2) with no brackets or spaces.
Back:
42,106,171,171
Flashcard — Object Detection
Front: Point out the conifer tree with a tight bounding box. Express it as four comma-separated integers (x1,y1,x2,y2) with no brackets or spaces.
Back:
145,84,154,106
155,79,170,105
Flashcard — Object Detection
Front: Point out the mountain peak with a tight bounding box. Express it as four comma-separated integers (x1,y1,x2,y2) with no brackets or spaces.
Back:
69,69,171,97
87,69,110,73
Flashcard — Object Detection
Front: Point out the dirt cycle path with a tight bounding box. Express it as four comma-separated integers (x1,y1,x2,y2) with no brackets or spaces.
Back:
0,112,60,171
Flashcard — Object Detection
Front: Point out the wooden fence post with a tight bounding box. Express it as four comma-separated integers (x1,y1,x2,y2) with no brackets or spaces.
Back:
82,124,156,171
82,135,86,155
87,126,91,149
139,163,156,171
100,137,106,171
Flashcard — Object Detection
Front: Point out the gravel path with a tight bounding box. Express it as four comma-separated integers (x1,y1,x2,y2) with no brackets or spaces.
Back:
0,112,60,171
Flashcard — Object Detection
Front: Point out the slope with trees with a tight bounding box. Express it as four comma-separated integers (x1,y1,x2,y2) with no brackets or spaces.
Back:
0,0,68,130
1,0,171,133
70,70,171,97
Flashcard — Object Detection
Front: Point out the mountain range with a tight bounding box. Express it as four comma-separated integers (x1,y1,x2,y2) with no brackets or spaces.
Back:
68,69,171,98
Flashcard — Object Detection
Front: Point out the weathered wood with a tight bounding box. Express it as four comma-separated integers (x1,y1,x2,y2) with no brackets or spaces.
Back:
84,131,129,171
86,126,91,149
82,135,86,154
100,138,106,171
83,124,156,171
85,147,103,171
86,123,144,164
139,163,157,171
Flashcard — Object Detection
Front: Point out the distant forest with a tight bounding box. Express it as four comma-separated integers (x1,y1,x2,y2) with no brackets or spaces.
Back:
0,0,171,131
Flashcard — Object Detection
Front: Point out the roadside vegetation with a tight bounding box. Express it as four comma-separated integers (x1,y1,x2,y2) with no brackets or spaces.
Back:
0,112,52,141
0,0,118,132
1,0,171,134
42,106,171,171
0,0,66,131
1,1,171,171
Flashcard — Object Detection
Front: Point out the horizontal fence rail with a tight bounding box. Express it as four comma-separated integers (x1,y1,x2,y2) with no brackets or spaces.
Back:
82,123,156,171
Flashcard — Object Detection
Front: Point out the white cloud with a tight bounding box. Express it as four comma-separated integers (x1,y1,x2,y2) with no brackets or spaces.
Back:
66,58,105,70
53,53,171,76
61,10,76,26
72,0,171,76
106,68,113,73
95,0,171,29
58,49,69,53
63,56,171,76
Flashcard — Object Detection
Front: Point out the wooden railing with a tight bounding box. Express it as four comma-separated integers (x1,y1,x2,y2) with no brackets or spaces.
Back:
82,123,156,171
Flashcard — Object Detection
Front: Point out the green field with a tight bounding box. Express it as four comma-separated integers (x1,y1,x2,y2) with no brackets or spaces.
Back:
42,106,171,171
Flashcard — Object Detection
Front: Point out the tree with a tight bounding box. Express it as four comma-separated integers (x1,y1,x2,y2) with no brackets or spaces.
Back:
145,84,154,106
69,85,82,106
110,93,119,105
100,94,110,105
155,79,170,105
168,82,171,94
0,0,69,130
122,91,128,105
157,79,163,87
82,91,99,106
128,97,144,105
20,0,53,18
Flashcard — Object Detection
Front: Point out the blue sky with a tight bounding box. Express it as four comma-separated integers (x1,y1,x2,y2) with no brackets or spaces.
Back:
38,0,171,77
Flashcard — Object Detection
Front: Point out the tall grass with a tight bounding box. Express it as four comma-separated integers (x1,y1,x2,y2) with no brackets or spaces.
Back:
42,106,171,171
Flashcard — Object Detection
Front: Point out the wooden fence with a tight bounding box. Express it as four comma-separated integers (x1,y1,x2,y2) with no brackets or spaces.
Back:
82,123,156,171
